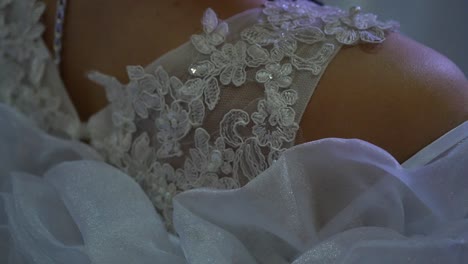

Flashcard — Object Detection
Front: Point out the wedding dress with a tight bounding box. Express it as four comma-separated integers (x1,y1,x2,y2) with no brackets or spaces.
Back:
1,0,467,263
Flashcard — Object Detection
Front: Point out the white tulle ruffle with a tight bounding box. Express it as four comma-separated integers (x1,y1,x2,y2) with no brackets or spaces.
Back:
1,104,468,263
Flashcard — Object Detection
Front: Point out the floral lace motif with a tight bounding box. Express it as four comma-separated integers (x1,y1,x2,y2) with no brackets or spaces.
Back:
0,0,78,138
89,1,397,230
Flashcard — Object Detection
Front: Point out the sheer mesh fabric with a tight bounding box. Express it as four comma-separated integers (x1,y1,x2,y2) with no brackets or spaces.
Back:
87,2,397,229
1,0,397,229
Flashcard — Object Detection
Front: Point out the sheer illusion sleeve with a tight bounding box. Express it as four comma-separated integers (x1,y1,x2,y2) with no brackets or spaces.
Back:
86,2,398,227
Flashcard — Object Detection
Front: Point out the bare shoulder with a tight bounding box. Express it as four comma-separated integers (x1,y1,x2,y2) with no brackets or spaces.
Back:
300,33,468,162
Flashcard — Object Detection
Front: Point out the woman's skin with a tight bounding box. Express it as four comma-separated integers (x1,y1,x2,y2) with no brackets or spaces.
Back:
41,0,468,162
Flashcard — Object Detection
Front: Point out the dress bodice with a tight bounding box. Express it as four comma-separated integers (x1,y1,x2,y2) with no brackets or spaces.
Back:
2,2,468,263
0,0,398,228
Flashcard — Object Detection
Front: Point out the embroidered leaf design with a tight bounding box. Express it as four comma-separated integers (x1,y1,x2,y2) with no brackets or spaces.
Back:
189,99,205,126
189,149,204,171
155,66,170,95
202,8,218,33
204,77,220,110
195,128,210,156
184,158,199,182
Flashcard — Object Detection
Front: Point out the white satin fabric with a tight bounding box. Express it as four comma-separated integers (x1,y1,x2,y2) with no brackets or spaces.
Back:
1,103,468,264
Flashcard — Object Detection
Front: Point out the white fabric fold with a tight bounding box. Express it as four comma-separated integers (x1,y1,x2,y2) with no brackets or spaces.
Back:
1,104,468,263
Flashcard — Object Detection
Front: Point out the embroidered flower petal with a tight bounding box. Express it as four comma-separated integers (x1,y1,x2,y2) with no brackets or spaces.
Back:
220,65,234,85
241,26,273,46
232,66,247,87
359,27,385,43
211,50,230,68
292,27,325,44
335,28,359,45
277,76,292,88
181,78,205,102
256,69,272,83
208,22,228,46
189,99,205,126
281,89,298,105
277,37,297,55
234,41,247,61
247,45,269,67
270,47,284,62
324,20,344,35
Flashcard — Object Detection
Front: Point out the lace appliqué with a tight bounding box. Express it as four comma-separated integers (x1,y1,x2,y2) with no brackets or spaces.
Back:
89,0,398,230
0,0,78,138
323,6,398,45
